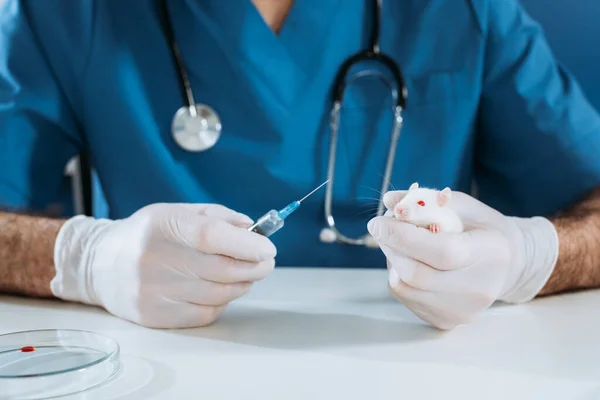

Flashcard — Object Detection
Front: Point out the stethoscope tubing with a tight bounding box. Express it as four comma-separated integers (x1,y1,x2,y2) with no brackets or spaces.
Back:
156,0,409,247
157,0,197,113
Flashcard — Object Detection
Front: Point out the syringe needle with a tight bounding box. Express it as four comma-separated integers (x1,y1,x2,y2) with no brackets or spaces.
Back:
298,179,330,203
249,179,331,236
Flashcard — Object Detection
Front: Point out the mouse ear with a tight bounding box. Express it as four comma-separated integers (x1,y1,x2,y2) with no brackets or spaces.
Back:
437,187,451,206
409,182,419,191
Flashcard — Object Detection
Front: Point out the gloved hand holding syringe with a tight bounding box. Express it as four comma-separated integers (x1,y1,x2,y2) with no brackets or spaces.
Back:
248,179,330,237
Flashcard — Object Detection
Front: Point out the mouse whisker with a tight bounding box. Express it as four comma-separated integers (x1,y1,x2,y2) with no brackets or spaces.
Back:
354,196,384,202
372,173,398,192
355,204,377,213
359,211,383,221
359,185,385,196
356,207,377,215
355,205,384,218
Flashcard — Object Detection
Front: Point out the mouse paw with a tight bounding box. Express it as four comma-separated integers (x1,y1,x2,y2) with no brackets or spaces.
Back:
428,223,440,233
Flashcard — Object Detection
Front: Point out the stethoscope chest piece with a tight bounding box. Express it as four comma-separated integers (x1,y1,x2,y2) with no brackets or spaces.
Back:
172,104,222,152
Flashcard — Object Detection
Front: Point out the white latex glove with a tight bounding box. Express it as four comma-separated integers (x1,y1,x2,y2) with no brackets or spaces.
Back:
51,203,276,328
367,190,559,330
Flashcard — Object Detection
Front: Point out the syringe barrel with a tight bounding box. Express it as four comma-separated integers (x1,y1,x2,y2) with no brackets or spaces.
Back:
247,209,285,237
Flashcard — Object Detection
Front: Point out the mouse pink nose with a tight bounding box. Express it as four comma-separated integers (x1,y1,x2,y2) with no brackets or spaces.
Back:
394,206,408,218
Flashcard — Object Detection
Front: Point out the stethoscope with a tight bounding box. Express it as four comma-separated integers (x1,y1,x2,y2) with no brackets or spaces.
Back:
158,0,223,152
158,0,407,248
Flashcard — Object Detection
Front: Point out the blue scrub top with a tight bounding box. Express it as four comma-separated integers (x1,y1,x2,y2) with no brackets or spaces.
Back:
2,0,600,268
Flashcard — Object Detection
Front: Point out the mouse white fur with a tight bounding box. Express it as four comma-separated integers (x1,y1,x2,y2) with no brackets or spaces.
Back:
392,182,464,233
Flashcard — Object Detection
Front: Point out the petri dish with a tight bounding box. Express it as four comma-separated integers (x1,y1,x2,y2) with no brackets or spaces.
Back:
0,329,120,400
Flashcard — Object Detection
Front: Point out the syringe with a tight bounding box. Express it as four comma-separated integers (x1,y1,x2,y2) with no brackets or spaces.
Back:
247,179,330,237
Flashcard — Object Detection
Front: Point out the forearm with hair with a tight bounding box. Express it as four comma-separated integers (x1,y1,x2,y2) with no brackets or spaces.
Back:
538,187,600,296
0,211,65,297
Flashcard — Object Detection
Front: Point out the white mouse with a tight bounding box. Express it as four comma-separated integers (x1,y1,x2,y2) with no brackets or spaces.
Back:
392,182,464,233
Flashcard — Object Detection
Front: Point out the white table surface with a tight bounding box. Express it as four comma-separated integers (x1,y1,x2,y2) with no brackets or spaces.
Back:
1,267,600,400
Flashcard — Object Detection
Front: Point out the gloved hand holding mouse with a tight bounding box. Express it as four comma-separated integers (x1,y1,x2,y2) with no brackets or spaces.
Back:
367,182,559,330
51,203,276,328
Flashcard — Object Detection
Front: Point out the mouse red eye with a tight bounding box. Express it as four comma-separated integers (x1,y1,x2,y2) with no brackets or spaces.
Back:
417,200,425,206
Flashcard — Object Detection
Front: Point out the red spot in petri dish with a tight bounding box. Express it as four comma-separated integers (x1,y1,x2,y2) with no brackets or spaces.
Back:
20,346,36,353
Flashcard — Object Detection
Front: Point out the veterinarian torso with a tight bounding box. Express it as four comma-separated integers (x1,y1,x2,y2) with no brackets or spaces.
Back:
1,0,600,268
